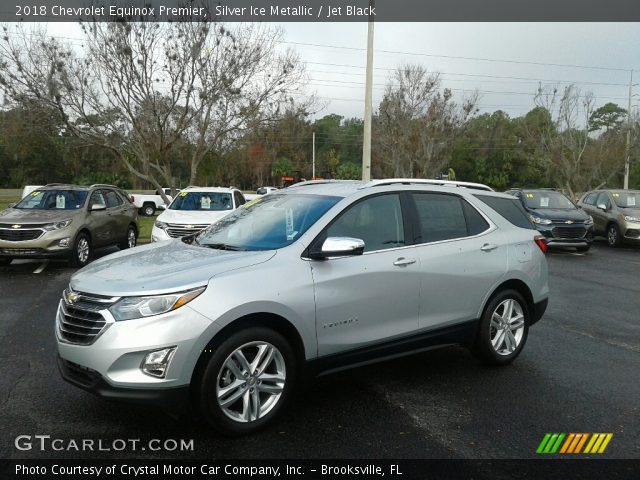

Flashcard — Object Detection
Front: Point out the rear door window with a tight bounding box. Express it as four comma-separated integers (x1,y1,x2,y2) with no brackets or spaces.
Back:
105,190,123,208
474,195,535,230
411,193,490,243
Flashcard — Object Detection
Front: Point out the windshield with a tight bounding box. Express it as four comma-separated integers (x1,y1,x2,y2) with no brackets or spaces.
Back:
197,194,340,251
14,190,88,210
170,192,233,211
522,191,575,209
612,191,640,208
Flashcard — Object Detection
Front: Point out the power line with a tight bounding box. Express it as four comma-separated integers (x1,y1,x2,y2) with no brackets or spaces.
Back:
284,41,632,72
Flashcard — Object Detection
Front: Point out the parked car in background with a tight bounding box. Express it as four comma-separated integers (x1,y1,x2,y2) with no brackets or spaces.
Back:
151,186,246,242
504,188,594,252
131,188,176,216
256,186,278,195
56,179,548,435
21,185,43,198
0,184,138,267
578,189,640,247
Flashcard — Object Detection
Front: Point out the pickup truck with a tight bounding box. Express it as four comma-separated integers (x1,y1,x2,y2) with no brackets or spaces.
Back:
131,188,176,216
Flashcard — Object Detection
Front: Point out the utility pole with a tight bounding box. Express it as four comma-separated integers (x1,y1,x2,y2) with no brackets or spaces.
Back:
361,0,375,181
624,70,633,190
312,131,316,179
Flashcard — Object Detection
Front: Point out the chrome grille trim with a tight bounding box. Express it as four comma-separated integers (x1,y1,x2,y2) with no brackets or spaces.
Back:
166,223,210,238
551,226,587,240
57,288,119,346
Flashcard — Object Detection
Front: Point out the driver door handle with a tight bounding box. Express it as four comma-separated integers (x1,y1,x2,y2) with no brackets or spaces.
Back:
393,257,416,267
481,243,498,252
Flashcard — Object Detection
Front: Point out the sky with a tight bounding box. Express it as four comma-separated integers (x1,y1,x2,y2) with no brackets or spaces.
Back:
41,22,640,120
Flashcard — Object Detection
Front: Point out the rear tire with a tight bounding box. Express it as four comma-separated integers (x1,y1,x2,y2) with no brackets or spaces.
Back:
118,225,137,250
194,327,296,436
70,233,91,268
472,289,529,366
607,224,622,247
142,203,156,216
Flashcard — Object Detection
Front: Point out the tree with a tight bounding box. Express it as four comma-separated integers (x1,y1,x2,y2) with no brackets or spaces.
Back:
271,157,293,178
0,22,304,201
589,102,627,133
336,162,361,180
373,65,478,178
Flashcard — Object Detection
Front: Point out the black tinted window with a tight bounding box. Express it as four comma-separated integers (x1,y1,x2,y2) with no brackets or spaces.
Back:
105,190,123,208
327,194,405,252
474,195,535,230
234,191,246,207
412,194,487,243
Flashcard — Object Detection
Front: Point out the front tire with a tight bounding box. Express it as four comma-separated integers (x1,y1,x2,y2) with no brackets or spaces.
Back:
195,327,296,436
607,224,622,247
70,233,91,268
472,289,529,366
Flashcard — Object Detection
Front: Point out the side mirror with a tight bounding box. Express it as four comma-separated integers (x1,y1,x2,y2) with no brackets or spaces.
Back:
596,203,607,211
158,205,166,210
90,204,107,212
310,237,365,260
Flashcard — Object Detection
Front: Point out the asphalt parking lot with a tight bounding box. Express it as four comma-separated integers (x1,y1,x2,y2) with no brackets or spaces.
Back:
0,241,638,460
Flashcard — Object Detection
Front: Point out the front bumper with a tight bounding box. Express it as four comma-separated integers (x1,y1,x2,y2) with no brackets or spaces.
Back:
56,301,221,392
0,230,75,258
57,356,190,414
621,222,640,242
535,223,594,248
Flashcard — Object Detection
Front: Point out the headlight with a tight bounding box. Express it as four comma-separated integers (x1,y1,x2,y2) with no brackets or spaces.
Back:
154,220,168,230
584,216,594,225
528,215,552,225
624,215,640,223
109,287,205,321
43,219,72,231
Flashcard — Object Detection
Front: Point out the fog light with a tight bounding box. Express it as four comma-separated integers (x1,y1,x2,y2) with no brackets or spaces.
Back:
141,347,177,378
59,238,70,247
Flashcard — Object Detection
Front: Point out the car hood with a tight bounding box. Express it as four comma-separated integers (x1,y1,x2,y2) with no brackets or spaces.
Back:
527,208,589,222
620,207,640,217
156,209,232,225
70,240,276,297
0,208,83,224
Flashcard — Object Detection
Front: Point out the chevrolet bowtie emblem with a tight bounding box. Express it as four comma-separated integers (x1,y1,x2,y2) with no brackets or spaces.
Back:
11,225,21,229
565,220,574,224
186,225,194,229
65,290,79,304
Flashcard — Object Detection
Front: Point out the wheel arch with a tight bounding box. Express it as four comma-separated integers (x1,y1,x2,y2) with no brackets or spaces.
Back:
482,279,534,318
190,312,306,388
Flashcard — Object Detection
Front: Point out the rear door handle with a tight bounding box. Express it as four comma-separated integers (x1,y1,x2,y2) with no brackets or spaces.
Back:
393,257,416,267
481,243,498,252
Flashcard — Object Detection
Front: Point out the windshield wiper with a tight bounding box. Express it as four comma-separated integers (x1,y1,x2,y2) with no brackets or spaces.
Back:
201,243,245,251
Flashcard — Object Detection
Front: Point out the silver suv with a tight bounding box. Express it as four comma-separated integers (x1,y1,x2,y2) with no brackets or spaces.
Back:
55,180,549,435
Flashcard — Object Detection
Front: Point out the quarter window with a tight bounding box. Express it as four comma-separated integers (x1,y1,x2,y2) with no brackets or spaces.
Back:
326,194,405,252
412,193,489,243
474,195,535,230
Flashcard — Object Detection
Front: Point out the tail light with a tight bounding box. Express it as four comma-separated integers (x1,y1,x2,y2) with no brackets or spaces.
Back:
534,235,548,254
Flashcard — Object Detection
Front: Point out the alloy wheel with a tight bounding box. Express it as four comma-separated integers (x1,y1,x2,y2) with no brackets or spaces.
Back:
490,298,525,356
216,341,286,423
127,228,137,248
77,238,90,264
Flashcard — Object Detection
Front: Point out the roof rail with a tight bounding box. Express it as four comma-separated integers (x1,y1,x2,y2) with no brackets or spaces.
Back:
89,183,119,189
44,183,71,187
286,180,357,188
361,178,494,192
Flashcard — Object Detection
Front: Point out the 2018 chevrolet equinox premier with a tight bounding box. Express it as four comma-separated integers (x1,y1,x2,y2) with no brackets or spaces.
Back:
56,179,549,435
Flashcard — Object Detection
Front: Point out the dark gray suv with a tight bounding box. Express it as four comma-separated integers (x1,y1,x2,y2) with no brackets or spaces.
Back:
0,184,139,267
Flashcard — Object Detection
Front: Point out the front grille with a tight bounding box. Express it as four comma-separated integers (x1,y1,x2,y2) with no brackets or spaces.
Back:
1,248,43,255
166,223,209,238
552,226,587,239
0,228,44,241
57,289,119,345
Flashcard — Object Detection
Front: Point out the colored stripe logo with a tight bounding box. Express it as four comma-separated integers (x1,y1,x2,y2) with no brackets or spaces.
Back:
536,433,613,454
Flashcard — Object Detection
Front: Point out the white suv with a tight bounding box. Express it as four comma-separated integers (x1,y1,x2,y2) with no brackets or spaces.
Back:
56,180,548,436
151,187,246,242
